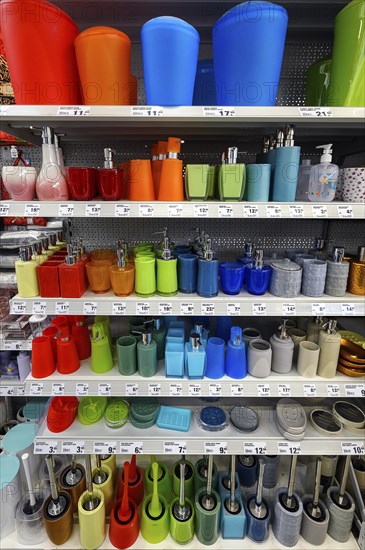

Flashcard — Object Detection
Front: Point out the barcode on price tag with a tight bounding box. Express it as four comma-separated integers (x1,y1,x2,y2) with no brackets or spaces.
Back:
209,383,222,397
345,384,365,398
58,203,74,217
299,107,332,117
34,441,58,454
341,303,355,316
243,204,259,218
57,106,90,116
201,303,215,316
278,384,291,397
312,303,326,316
205,442,228,454
32,301,46,315
341,442,364,455
337,205,353,218
283,303,296,316
218,204,233,218
93,441,117,454
193,204,209,217
62,441,85,454
51,383,64,396
136,302,150,315
0,386,14,396
17,386,25,396
24,203,40,216
164,441,187,454
252,303,267,316
112,302,126,315
30,382,43,396
327,384,340,398
55,301,69,315
85,203,101,217
266,205,282,218
76,383,89,396
115,204,130,217
289,205,304,218
227,303,240,316
244,442,267,455
180,303,194,315
303,384,317,397
83,301,97,315
98,383,111,396
12,301,26,314
203,106,235,117
257,384,270,397
168,204,183,217
139,204,154,217
126,383,138,397
278,442,301,454
312,205,327,218
159,302,172,315
231,384,243,397
149,383,161,397
189,384,201,397
0,203,10,216
131,106,163,117
170,384,182,397
120,441,143,454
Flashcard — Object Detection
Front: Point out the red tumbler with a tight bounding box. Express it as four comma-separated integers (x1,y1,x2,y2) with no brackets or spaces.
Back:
97,169,124,200
71,316,91,360
42,325,59,363
57,326,80,374
67,167,97,200
31,336,56,378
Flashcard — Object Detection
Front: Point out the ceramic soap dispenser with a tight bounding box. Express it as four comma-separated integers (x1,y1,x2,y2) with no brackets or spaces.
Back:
317,320,341,378
185,333,206,379
36,127,69,201
245,249,272,295
137,331,157,377
270,321,294,374
15,246,39,298
156,236,178,296
197,238,219,297
158,137,184,201
225,326,247,379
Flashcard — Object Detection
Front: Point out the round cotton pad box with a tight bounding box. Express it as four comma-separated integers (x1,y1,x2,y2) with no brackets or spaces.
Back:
197,406,229,431
309,409,342,436
332,401,365,429
276,398,307,434
230,406,259,432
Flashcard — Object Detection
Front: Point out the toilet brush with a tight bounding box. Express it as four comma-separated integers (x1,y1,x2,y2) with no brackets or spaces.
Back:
194,454,221,545
325,455,355,542
78,455,106,550
173,456,195,499
236,455,257,487
273,455,303,547
100,453,117,483
218,454,241,501
144,455,172,503
221,455,246,539
117,454,144,505
141,461,170,543
245,458,271,542
194,455,218,493
93,454,114,515
59,455,86,512
42,455,73,544
301,457,329,545
109,462,139,549
170,460,195,544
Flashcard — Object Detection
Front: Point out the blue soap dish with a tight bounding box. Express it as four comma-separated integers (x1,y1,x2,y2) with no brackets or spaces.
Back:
156,405,191,432
197,406,229,431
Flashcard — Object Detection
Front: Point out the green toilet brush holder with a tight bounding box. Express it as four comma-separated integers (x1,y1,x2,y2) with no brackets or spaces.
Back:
144,458,172,503
170,461,195,544
194,457,218,493
194,455,221,545
172,457,195,499
141,462,169,544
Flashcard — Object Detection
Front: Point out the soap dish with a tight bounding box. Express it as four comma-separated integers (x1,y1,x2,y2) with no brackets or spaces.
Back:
230,406,259,433
309,409,342,436
78,396,107,425
156,405,191,432
197,406,229,432
104,400,129,429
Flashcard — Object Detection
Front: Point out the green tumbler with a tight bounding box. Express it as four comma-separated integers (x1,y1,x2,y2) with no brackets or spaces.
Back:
185,164,209,201
135,256,156,297
145,460,173,504
156,257,178,296
116,336,137,375
91,323,113,373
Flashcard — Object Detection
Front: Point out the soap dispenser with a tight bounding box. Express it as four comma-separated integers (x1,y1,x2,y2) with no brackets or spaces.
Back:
325,247,350,296
109,246,135,296
317,320,341,378
295,159,312,201
185,333,206,379
197,238,219,297
156,236,178,296
91,323,113,373
54,134,67,178
32,243,46,265
308,144,339,202
146,318,166,360
36,127,69,201
272,125,301,202
306,316,326,344
225,326,247,379
238,242,254,269
15,247,39,298
41,237,54,259
97,148,124,200
137,331,157,377
191,322,209,347
58,245,87,298
158,137,184,201
270,321,294,374
218,146,245,201
245,249,272,295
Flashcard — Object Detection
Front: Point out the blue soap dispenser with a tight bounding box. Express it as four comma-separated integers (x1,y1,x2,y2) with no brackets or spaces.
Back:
197,238,219,298
190,322,209,347
225,326,247,379
185,333,206,379
245,249,272,295
272,125,301,202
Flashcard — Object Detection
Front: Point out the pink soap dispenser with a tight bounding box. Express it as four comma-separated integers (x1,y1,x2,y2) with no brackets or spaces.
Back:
36,127,69,201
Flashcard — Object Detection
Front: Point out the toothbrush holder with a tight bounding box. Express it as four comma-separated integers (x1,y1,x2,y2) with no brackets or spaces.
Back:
246,164,271,202
205,337,225,379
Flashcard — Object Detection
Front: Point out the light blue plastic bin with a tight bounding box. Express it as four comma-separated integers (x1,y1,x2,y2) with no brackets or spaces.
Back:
212,1,288,106
141,16,200,106
193,59,216,105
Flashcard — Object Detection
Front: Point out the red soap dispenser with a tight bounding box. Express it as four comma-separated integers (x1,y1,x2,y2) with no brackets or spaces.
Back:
57,325,80,374
71,316,91,360
117,455,144,506
58,245,87,298
110,462,139,549
97,148,124,200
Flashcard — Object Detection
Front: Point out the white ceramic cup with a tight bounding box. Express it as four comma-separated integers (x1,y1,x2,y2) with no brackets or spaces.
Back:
1,166,37,201
297,340,320,378
288,328,307,363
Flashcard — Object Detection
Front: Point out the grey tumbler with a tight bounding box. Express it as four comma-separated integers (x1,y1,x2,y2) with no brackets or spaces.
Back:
302,260,327,297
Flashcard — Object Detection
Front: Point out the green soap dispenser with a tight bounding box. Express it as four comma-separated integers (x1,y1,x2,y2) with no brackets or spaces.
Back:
137,331,157,377
218,147,245,201
91,323,113,373
156,236,178,296
95,315,112,349
141,462,169,544
145,318,166,361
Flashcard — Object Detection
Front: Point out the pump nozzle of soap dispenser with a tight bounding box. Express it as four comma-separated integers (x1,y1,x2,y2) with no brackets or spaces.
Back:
262,136,270,154
268,135,276,151
254,249,264,269
316,144,333,163
322,319,337,334
275,129,284,148
104,148,116,169
284,125,295,147
332,247,345,263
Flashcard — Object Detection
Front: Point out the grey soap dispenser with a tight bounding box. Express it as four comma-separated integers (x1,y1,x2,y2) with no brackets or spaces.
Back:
270,320,294,374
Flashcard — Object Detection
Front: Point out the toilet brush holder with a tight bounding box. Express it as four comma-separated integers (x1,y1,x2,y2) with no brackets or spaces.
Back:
301,495,329,545
273,487,303,547
59,458,86,512
78,455,106,550
325,487,355,542
141,462,170,543
245,458,270,543
220,455,246,539
218,471,241,501
262,455,280,488
194,486,221,545
92,458,114,515
170,461,195,544
194,458,218,493
109,462,139,549
42,456,73,545
145,460,172,503
172,458,195,499
236,455,257,487
101,454,117,482
117,455,144,506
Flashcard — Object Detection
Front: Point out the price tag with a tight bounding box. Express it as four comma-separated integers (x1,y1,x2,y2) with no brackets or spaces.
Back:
83,301,98,315
76,383,89,396
139,204,154,217
180,303,194,315
278,384,291,397
126,383,139,397
168,204,183,218
0,386,14,396
112,302,126,315
282,303,296,316
299,107,332,117
341,442,364,455
243,204,259,218
34,441,58,454
159,302,172,315
164,441,187,454
312,303,326,316
17,386,25,396
193,203,209,217
136,302,150,315
189,383,201,397
0,105,9,115
278,442,301,454
243,442,267,455
55,301,69,315
231,384,243,397
115,204,130,217
30,382,43,396
252,303,267,316
303,383,317,397
345,384,365,398
218,204,233,218
169,383,182,397
289,205,304,218
204,442,228,454
227,303,240,316
266,205,282,218
24,203,40,216
131,106,163,117
312,205,328,218
4,340,21,351
51,383,65,396
85,203,101,217
209,383,222,397
149,383,161,397
341,303,355,316
57,106,90,116
337,205,353,218
0,203,10,216
120,441,144,454
201,303,215,316
32,301,46,315
58,203,74,217
203,106,235,117
257,383,270,397
62,441,85,454
327,384,340,398
12,301,26,314
93,441,117,454
98,383,111,396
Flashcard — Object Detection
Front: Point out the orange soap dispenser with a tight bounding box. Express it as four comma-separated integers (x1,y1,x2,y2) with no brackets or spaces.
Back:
158,137,184,201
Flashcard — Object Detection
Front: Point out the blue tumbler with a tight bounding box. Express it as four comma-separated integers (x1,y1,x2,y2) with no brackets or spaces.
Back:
225,326,247,379
205,337,225,379
246,265,272,295
141,16,200,106
197,257,219,298
193,59,216,105
219,262,245,295
178,253,198,293
212,2,288,106
272,146,301,202
216,317,233,342
246,164,271,202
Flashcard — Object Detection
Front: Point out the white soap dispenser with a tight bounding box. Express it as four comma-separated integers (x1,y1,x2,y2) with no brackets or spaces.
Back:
36,127,69,201
308,144,339,202
317,320,341,378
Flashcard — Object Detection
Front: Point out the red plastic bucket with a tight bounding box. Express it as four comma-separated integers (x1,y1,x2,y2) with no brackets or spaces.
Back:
0,0,81,104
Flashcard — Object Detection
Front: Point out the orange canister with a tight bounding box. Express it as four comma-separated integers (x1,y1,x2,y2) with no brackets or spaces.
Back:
75,26,131,105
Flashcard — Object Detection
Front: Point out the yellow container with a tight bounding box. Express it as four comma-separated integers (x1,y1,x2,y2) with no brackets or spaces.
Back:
78,488,105,550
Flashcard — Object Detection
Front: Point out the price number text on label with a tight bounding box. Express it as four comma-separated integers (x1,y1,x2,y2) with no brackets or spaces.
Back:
289,205,304,218
136,302,150,315
126,383,138,396
58,203,74,217
231,384,243,397
180,303,194,315
159,302,172,315
149,383,161,396
76,383,89,396
62,441,85,454
252,303,266,316
243,204,258,218
169,384,182,397
93,442,117,454
34,442,58,454
164,441,187,454
120,442,143,454
283,303,296,316
227,303,240,316
312,205,328,218
201,303,215,316
115,204,130,217
55,301,69,315
168,204,182,217
112,302,126,315
266,205,281,218
341,442,364,455
189,384,201,397
193,204,209,217
257,383,270,397
244,442,267,455
204,442,228,454
24,203,40,216
303,384,317,397
139,204,154,217
86,204,101,217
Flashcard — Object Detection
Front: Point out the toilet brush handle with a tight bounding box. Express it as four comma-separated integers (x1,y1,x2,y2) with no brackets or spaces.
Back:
46,455,59,502
230,455,236,504
179,462,186,508
287,455,298,506
339,456,351,503
256,459,265,508
207,455,213,498
22,452,36,507
312,457,322,511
